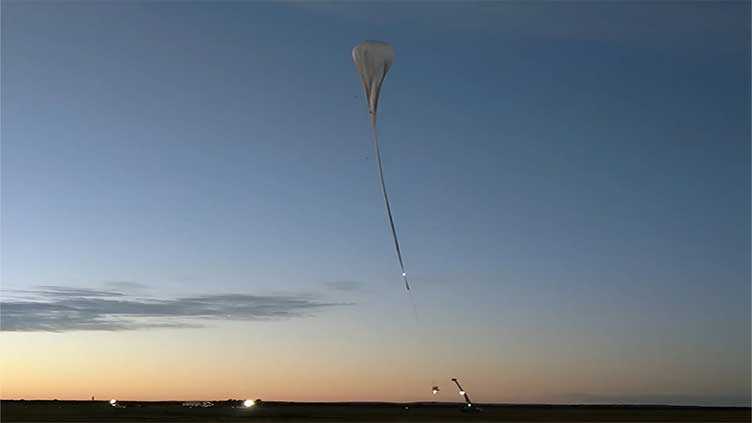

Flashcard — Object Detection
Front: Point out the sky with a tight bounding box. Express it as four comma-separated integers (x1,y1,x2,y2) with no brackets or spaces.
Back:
1,0,750,406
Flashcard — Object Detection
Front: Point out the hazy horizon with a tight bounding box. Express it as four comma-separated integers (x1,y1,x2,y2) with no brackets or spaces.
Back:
1,1,749,407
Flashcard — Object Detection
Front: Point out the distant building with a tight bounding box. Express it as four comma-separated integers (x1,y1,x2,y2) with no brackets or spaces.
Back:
182,401,214,408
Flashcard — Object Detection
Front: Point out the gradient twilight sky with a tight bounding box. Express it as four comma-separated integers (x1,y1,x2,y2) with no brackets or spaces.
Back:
1,0,750,406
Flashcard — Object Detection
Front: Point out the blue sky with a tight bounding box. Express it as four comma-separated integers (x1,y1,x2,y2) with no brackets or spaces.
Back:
1,1,750,405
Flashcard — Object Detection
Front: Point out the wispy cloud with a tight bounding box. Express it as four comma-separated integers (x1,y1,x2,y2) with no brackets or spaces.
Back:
1,285,349,332
104,281,148,292
324,281,364,292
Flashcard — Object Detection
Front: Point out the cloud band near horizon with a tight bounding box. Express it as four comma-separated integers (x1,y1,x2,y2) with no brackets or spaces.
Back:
1,285,349,332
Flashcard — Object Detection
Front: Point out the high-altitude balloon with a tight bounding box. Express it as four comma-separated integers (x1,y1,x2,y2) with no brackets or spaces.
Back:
352,40,410,291
352,40,394,128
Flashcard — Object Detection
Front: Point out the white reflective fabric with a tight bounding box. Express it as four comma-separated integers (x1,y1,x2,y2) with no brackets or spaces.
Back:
352,41,393,127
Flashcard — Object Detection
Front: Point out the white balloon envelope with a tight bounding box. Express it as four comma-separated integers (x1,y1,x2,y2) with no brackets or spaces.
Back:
352,40,394,128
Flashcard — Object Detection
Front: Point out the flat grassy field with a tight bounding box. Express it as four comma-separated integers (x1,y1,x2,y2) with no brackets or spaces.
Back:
1,400,750,422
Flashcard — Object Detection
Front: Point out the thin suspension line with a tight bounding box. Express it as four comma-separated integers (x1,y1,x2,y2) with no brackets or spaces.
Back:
371,121,410,291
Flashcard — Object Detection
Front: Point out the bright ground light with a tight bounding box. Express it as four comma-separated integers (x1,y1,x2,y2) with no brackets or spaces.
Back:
243,399,255,408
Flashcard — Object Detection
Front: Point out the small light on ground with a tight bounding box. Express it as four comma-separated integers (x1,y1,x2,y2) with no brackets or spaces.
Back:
243,399,255,408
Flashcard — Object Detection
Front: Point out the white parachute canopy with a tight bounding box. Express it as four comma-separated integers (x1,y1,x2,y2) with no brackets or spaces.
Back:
352,40,394,127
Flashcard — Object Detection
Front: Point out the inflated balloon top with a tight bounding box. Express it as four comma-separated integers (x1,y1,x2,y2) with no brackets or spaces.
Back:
352,40,394,128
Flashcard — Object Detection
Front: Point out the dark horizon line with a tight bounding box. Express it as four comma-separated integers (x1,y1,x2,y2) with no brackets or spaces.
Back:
2,399,749,409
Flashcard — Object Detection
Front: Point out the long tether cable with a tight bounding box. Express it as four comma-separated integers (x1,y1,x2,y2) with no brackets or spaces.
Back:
371,121,410,292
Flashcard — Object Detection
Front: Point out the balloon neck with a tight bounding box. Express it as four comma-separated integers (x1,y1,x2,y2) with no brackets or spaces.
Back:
370,112,377,128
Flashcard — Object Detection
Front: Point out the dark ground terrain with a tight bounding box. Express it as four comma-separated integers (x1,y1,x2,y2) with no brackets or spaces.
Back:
1,400,750,422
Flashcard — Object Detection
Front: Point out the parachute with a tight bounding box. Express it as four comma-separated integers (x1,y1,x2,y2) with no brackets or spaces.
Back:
352,41,410,291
